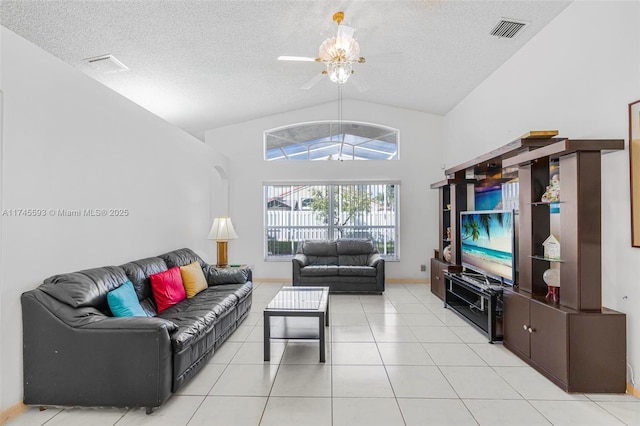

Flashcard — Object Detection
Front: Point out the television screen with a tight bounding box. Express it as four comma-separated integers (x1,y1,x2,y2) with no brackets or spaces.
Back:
460,210,515,285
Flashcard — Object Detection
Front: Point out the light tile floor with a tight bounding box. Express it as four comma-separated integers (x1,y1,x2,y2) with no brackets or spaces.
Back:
9,283,640,426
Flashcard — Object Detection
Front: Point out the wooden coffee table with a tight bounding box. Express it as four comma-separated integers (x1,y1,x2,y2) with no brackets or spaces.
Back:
263,286,330,362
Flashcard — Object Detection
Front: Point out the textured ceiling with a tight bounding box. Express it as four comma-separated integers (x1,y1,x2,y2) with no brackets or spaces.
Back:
1,0,571,140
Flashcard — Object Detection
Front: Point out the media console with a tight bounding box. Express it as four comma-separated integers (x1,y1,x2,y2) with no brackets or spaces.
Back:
444,272,504,343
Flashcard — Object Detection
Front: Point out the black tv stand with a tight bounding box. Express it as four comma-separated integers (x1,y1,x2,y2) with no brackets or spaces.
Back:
444,272,503,343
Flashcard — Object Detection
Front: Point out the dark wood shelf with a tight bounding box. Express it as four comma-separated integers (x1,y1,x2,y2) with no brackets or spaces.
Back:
444,130,559,177
430,178,475,189
502,138,624,168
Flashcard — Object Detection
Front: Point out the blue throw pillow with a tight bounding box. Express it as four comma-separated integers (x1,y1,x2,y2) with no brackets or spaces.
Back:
107,280,147,317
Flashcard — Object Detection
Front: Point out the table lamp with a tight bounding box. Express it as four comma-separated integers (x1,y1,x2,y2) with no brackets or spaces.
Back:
208,217,238,267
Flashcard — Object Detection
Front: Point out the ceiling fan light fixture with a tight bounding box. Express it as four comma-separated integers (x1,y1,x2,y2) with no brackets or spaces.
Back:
319,24,360,85
327,60,352,84
318,35,361,62
279,11,364,88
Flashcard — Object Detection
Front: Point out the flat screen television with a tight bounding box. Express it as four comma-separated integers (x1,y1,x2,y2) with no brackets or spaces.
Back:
460,210,515,285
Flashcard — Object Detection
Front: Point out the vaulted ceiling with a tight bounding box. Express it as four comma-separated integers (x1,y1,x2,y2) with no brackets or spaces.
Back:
1,1,571,140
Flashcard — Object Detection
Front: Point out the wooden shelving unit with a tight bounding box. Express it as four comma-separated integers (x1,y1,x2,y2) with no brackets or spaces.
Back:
430,131,559,300
502,137,624,310
429,175,468,300
431,131,627,393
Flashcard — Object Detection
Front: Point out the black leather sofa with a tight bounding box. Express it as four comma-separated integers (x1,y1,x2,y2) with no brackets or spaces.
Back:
292,239,385,293
21,248,252,412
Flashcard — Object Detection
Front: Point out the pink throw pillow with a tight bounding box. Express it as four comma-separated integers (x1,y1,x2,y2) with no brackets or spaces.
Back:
149,267,186,313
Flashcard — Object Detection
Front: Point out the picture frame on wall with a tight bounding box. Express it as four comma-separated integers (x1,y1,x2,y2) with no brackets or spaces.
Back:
629,99,640,247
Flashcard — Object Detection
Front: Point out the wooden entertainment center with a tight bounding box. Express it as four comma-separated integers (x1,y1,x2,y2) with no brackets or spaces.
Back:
431,131,627,393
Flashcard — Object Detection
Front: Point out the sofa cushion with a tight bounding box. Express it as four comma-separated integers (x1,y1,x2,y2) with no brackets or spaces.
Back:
150,267,186,313
159,248,209,272
205,282,253,303
41,266,130,309
338,254,370,266
302,240,338,256
120,257,168,301
338,266,377,277
180,261,208,298
107,281,147,317
156,286,241,352
139,298,159,317
336,239,376,255
300,265,340,277
307,255,339,266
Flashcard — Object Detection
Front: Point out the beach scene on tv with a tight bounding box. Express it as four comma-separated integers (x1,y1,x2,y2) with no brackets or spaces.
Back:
460,211,514,282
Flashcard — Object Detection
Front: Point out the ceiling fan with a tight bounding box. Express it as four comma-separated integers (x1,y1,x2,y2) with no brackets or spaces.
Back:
278,11,366,90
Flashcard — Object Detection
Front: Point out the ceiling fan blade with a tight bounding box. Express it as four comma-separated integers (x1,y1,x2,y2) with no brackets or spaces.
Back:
301,72,326,90
336,25,355,46
278,56,317,62
350,73,370,93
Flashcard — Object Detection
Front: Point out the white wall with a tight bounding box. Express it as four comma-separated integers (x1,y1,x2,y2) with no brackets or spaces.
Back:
206,100,444,281
0,27,228,411
443,1,640,387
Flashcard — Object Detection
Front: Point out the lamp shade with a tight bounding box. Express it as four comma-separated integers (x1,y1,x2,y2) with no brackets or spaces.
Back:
208,217,239,241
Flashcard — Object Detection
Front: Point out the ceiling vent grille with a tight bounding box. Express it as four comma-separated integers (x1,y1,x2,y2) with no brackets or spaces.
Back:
490,19,529,39
84,54,129,73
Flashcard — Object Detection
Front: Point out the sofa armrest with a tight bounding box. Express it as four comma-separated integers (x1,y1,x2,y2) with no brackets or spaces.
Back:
368,253,384,267
22,290,174,408
368,254,385,293
293,254,309,267
206,267,252,285
292,254,308,286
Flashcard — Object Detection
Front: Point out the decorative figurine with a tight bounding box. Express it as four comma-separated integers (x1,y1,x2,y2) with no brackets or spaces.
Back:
543,268,560,302
443,245,452,263
543,234,561,260
446,227,451,240
541,174,560,203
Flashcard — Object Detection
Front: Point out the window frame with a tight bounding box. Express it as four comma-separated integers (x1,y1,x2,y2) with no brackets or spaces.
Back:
264,121,400,162
263,181,400,261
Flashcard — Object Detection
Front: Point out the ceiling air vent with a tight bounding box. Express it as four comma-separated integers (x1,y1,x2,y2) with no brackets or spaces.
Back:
84,54,129,73
490,18,529,39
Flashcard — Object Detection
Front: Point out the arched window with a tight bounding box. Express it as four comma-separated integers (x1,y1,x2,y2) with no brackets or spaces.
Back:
264,121,399,161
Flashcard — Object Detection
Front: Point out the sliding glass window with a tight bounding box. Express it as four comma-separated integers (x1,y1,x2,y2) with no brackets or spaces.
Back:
264,183,399,260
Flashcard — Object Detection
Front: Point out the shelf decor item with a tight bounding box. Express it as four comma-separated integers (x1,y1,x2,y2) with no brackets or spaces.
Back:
543,268,560,302
630,99,640,247
443,245,452,262
542,234,560,260
541,174,560,203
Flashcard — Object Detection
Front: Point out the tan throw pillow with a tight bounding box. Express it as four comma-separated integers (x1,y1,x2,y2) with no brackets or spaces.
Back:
179,261,208,298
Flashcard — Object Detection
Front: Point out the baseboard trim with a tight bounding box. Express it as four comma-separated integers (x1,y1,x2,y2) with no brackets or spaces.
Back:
253,278,292,283
1,402,27,425
627,383,640,398
386,278,429,284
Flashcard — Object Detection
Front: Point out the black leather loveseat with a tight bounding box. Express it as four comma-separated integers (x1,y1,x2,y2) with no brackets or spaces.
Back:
21,248,252,412
292,239,385,293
